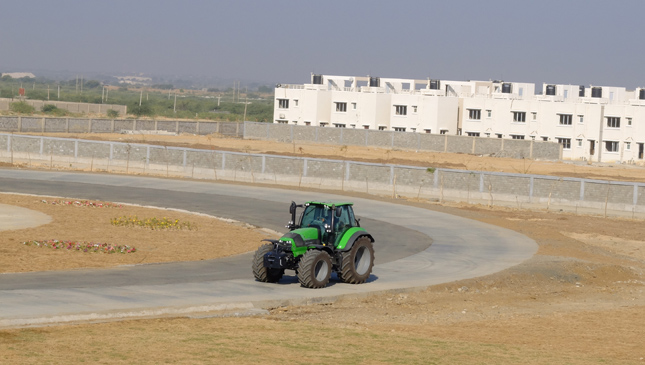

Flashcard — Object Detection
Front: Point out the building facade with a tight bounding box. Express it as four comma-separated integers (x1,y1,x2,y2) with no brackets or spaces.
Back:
274,74,645,163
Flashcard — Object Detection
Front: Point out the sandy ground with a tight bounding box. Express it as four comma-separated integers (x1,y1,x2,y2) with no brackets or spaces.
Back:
0,194,276,273
1,132,645,363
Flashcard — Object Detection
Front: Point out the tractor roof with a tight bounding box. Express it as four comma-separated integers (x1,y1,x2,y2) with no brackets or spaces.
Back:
305,201,353,207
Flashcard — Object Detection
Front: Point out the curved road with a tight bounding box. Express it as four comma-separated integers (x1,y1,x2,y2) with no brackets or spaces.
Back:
0,169,537,327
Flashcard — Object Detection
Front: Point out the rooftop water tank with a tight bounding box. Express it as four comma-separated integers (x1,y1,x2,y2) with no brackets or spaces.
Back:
502,83,512,93
312,74,323,85
430,79,440,90
591,87,602,98
369,77,380,87
545,85,556,96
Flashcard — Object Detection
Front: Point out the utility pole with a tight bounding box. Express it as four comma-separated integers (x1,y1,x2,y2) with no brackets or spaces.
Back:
243,88,248,122
57,84,60,100
102,86,105,103
139,89,143,106
76,75,78,93
217,95,221,106
47,85,50,100
80,75,83,93
105,87,108,102
173,93,177,113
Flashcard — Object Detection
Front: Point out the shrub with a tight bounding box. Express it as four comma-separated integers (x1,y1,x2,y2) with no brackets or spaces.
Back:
10,101,35,114
106,109,119,118
42,104,58,112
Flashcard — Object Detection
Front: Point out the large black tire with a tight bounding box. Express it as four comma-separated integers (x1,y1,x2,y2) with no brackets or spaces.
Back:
297,250,332,288
252,244,284,283
338,236,374,284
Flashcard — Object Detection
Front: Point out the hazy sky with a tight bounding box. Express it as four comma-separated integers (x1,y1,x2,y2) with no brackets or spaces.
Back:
1,1,643,88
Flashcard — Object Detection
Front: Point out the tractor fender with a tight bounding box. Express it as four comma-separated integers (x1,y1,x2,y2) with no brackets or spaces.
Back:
338,229,374,252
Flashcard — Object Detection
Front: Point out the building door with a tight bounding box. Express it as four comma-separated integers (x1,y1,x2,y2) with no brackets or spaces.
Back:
639,143,644,160
588,140,595,156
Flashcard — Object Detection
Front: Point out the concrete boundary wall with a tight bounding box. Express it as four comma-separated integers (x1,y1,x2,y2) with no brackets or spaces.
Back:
0,116,243,137
0,133,642,218
0,98,127,115
244,122,562,161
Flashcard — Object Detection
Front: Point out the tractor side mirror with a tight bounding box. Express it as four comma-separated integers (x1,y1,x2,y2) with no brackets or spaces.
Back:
289,201,296,215
335,206,342,218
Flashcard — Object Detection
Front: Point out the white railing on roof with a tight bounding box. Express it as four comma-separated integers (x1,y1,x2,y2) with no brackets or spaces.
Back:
278,84,304,90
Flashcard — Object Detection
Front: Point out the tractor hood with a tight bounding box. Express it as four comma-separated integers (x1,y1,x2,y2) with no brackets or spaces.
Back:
281,227,320,248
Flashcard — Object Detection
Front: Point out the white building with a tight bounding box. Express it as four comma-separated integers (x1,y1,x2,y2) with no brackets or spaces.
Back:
274,74,645,163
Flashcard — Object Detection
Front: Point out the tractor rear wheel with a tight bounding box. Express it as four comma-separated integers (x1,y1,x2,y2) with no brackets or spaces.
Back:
338,236,374,284
252,244,284,283
297,250,332,288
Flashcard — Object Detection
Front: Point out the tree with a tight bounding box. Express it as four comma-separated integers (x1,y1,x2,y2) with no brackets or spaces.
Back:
258,85,272,93
84,80,101,89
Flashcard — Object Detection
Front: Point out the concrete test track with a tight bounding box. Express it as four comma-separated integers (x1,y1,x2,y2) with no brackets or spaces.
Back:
0,169,537,328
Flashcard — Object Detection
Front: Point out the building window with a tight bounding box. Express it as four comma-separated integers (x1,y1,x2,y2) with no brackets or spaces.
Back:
395,105,407,115
559,114,572,125
294,99,299,107
510,134,525,140
363,125,369,129
513,112,526,122
412,106,418,113
605,141,619,152
530,135,536,140
276,120,288,124
577,139,583,147
487,110,492,118
334,123,346,128
319,122,328,127
335,102,347,112
606,117,620,128
305,121,311,126
378,126,386,131
556,138,571,149
278,99,289,109
578,115,584,124
424,129,431,133
393,127,406,132
542,136,548,141
466,132,480,137
440,129,448,135
532,112,537,120
496,133,503,138
626,142,631,150
627,117,632,126
352,102,357,110
292,121,298,125
468,109,481,120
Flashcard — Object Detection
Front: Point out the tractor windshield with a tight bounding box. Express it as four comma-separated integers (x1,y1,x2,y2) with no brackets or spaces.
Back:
300,204,332,228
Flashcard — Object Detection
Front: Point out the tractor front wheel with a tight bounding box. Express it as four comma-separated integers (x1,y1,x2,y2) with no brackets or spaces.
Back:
297,250,332,288
252,244,284,283
338,236,374,284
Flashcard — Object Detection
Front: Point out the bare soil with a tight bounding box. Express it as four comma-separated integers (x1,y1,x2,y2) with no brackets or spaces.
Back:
0,194,277,273
1,132,645,363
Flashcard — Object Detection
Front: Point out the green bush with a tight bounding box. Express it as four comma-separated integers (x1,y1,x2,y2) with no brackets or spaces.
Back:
42,104,58,112
106,109,119,118
10,101,36,114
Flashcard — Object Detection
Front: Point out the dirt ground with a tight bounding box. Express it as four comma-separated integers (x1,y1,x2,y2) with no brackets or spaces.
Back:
1,132,645,363
0,194,277,273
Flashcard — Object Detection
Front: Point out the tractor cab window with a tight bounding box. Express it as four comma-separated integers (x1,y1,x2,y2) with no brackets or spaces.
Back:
300,205,332,228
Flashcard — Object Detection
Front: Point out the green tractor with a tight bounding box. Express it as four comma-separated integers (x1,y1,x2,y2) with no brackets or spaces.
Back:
252,201,375,289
